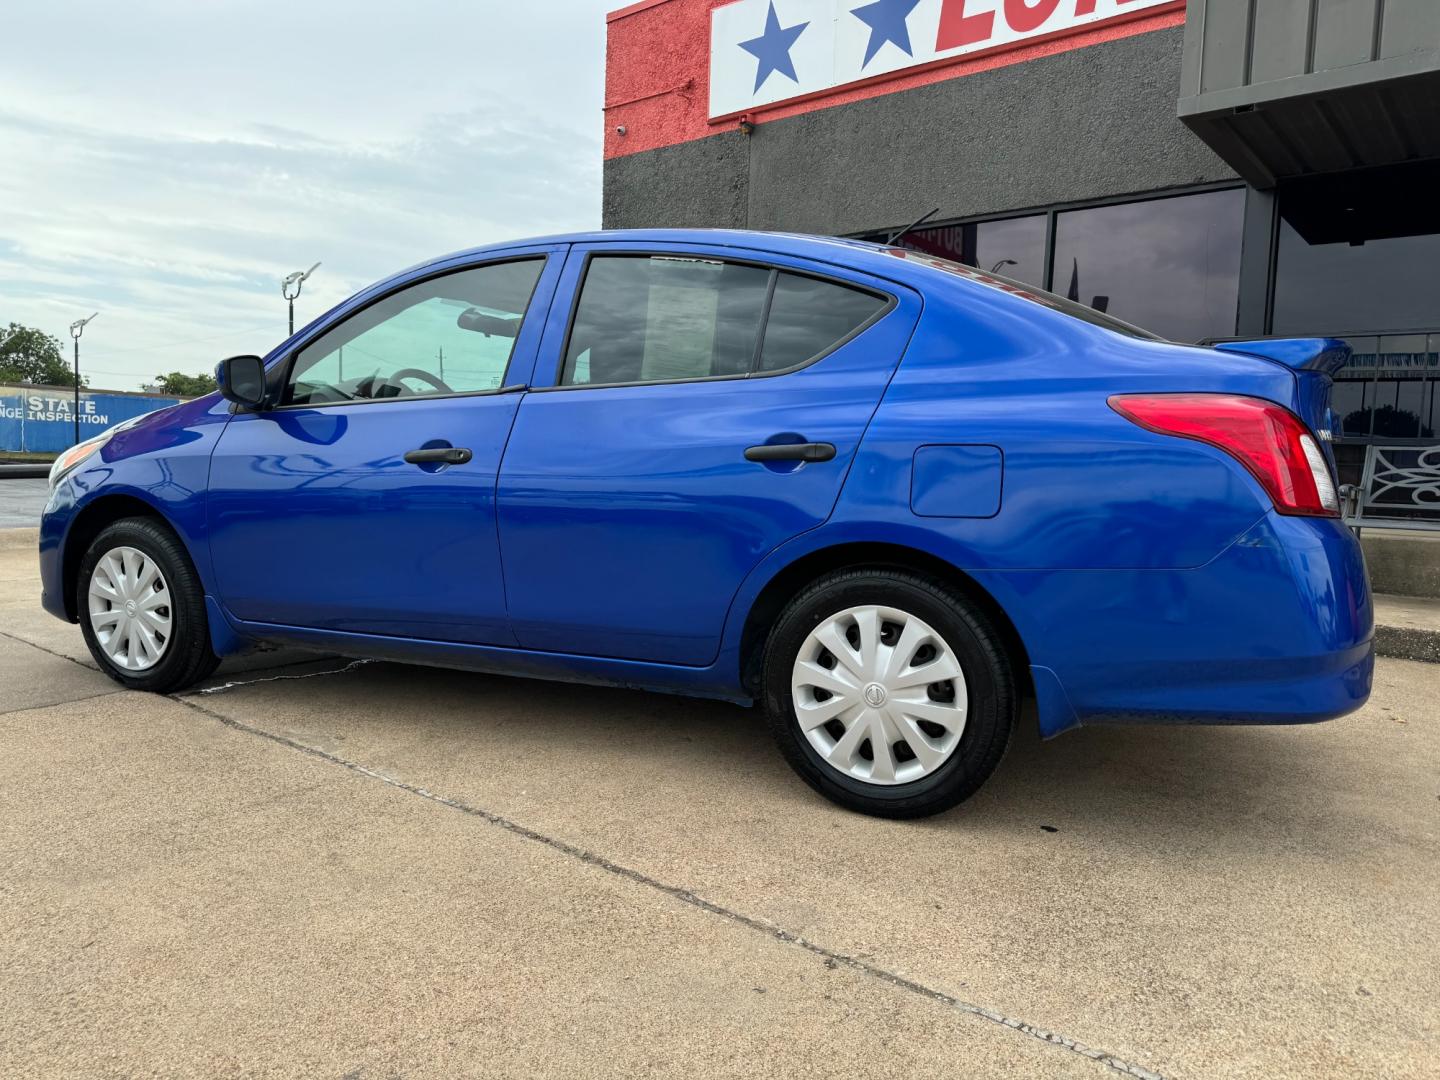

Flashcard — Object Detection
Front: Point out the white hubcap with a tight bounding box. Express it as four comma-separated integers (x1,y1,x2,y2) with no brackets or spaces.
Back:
88,546,172,672
791,604,968,786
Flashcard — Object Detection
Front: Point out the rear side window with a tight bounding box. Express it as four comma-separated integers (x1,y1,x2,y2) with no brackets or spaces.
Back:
757,273,889,373
560,255,889,387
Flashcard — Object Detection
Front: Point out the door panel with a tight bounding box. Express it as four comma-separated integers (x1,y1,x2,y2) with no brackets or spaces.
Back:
209,395,523,643
496,245,921,665
206,249,562,643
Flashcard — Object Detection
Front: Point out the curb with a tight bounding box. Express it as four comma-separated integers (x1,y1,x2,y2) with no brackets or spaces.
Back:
0,464,49,479
1374,624,1440,664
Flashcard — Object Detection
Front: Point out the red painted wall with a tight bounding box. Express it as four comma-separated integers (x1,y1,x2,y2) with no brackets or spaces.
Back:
604,0,1186,160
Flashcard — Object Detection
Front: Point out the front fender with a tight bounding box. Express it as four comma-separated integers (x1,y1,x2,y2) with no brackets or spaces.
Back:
41,395,231,622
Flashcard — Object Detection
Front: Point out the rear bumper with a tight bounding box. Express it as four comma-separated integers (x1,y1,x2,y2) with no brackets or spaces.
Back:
980,512,1374,736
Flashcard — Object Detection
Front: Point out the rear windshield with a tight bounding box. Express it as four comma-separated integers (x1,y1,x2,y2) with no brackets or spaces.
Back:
881,247,1164,341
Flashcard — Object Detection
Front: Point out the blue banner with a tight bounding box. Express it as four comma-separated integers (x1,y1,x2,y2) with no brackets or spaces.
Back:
0,385,183,453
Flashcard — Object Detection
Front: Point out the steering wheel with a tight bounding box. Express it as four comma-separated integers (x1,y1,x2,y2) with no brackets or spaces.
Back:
385,368,454,396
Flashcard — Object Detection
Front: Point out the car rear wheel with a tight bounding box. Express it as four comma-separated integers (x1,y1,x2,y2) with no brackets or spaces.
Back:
762,568,1015,818
77,517,219,693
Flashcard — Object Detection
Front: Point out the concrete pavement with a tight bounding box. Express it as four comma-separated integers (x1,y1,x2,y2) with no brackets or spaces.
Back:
1,529,1437,1079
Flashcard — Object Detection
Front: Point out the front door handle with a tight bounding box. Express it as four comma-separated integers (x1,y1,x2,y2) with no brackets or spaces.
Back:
744,442,836,463
404,447,472,465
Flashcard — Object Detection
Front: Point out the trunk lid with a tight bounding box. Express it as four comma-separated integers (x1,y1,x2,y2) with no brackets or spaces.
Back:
1210,337,1350,469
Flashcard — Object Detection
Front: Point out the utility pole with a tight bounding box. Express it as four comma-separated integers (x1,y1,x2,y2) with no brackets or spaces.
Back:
68,313,98,447
281,262,321,337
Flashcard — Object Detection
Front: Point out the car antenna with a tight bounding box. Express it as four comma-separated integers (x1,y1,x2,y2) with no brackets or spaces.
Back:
884,207,940,246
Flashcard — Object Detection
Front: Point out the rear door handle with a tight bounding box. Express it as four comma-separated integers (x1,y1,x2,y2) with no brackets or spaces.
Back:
744,442,836,463
404,447,472,465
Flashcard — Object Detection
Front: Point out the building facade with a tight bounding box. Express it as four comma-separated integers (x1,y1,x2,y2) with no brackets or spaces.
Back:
602,0,1440,517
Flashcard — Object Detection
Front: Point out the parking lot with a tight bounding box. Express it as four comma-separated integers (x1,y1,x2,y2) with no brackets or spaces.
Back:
0,477,49,530
1,525,1437,1079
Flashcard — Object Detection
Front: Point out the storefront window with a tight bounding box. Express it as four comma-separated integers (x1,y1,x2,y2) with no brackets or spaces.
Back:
902,215,1047,288
1272,223,1440,335
1051,188,1244,342
1331,337,1376,440
1332,334,1439,443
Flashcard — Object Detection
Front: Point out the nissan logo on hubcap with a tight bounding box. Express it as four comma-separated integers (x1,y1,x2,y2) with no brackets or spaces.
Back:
863,682,888,707
124,599,137,617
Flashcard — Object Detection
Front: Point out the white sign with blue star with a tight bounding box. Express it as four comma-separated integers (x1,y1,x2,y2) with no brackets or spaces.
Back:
709,0,1177,119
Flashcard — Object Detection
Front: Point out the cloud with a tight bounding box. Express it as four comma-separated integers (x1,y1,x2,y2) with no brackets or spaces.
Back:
0,1,611,389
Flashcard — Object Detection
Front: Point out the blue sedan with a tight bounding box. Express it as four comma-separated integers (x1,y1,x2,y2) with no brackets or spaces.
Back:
38,230,1373,817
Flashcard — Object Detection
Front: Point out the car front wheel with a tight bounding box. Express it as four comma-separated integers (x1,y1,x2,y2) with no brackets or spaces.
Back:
763,568,1016,819
77,517,220,693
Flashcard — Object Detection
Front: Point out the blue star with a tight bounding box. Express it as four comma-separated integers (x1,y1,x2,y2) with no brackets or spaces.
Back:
739,2,809,93
850,0,920,68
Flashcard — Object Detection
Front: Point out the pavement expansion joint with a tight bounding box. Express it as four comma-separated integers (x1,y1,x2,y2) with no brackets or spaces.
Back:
0,627,98,670
0,687,127,718
169,691,1167,1080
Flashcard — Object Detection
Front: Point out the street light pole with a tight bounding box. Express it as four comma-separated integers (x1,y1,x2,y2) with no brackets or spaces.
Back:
68,313,98,447
281,262,321,337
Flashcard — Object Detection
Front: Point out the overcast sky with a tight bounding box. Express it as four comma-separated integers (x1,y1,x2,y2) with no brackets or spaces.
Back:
0,0,616,391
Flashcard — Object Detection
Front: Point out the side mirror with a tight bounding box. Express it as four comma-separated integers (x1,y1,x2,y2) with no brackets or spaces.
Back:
217,354,268,409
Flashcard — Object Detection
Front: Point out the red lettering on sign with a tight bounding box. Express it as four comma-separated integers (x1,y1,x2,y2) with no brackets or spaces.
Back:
1004,0,1063,33
935,0,995,52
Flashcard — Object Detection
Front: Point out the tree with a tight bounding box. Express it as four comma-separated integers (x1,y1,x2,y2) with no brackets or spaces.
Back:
1344,405,1435,440
0,323,82,387
151,371,218,397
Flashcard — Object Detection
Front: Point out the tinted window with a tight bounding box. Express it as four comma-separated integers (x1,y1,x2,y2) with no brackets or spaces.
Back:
1050,188,1244,342
902,215,1047,288
1272,221,1440,335
562,256,770,385
285,259,543,406
756,273,888,373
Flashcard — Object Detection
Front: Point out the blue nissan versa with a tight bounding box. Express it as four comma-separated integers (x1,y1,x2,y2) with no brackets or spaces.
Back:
39,230,1373,818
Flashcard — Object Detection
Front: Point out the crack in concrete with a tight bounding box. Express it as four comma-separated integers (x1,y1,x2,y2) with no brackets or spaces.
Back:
172,693,1166,1080
191,658,373,695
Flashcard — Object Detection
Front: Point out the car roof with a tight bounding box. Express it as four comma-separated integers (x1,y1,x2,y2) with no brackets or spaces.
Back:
395,229,923,287
436,228,882,259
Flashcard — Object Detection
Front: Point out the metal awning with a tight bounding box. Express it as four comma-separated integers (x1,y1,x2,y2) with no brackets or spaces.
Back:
1177,1,1440,189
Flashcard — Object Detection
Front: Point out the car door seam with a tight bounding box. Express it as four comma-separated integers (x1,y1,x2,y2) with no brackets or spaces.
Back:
492,244,577,639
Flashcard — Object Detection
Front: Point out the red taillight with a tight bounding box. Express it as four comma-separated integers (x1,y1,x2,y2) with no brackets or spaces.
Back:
1109,393,1339,517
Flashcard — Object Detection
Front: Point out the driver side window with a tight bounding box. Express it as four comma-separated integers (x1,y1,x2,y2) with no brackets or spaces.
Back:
284,258,545,406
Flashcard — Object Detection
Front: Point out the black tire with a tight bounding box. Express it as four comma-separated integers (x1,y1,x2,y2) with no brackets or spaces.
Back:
76,517,220,693
762,568,1016,819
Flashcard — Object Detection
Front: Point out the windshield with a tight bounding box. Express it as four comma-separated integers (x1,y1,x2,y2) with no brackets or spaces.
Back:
880,246,1164,341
